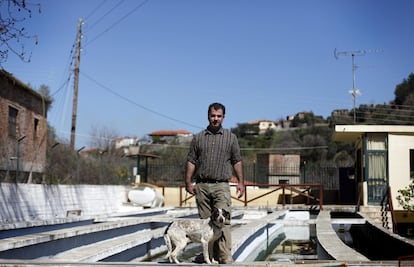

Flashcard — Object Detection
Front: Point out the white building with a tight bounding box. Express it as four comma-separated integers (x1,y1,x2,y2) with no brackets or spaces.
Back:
250,119,280,134
333,125,414,209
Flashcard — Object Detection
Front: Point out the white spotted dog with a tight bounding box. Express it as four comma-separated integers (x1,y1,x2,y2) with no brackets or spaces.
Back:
164,207,230,264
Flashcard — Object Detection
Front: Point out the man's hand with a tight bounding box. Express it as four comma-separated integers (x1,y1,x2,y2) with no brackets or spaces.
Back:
186,182,196,195
236,182,245,198
185,162,196,195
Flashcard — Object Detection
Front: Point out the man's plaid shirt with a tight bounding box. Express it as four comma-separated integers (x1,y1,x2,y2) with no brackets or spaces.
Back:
187,127,242,182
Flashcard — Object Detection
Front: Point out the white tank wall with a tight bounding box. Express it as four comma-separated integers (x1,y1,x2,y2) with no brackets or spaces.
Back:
0,183,129,223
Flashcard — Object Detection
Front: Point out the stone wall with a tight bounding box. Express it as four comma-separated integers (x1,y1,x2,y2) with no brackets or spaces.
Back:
0,70,49,175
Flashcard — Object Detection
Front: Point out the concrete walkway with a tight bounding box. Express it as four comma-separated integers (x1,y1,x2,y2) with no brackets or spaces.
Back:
0,207,409,267
316,210,369,262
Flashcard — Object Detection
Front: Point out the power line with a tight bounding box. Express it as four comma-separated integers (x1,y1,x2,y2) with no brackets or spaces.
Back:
51,33,78,97
332,113,414,124
80,71,204,130
84,0,150,47
84,0,125,34
333,103,414,116
46,31,80,143
84,0,109,22
51,0,114,97
331,103,414,119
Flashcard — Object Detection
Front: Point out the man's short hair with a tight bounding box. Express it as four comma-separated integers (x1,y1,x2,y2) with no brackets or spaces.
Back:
208,102,226,115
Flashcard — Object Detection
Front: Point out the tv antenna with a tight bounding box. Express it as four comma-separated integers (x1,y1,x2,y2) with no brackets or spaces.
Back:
334,48,383,123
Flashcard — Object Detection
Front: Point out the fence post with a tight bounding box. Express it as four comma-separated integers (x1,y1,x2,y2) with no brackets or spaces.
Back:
303,161,306,183
319,184,324,210
179,186,183,207
244,184,247,206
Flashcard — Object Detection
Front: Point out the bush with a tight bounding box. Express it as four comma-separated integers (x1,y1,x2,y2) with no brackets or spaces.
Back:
396,180,414,211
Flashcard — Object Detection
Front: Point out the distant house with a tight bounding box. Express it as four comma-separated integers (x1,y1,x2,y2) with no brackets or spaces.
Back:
331,109,349,118
0,70,50,182
149,130,192,144
114,137,140,149
256,153,301,185
113,136,138,156
333,125,414,209
296,111,312,120
114,136,154,156
249,119,280,134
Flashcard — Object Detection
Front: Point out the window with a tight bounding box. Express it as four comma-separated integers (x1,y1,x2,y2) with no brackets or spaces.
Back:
8,106,18,138
279,179,289,184
410,149,414,179
367,135,387,150
366,134,387,181
34,118,39,142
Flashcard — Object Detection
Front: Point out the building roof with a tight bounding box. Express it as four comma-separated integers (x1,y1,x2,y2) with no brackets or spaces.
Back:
333,125,414,142
0,69,51,103
249,119,274,124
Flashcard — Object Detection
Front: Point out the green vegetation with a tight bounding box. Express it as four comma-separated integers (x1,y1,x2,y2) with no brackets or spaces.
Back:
397,180,414,211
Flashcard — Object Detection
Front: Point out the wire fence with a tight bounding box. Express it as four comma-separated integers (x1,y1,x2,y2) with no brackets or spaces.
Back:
145,162,340,190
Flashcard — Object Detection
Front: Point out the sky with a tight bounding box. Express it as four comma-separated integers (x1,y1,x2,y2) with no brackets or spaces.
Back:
3,0,414,149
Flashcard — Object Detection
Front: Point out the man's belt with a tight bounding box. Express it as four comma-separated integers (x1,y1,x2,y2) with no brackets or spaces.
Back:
196,178,228,184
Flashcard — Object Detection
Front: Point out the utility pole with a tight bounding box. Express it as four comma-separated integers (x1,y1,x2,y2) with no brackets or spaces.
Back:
334,48,382,123
70,19,83,150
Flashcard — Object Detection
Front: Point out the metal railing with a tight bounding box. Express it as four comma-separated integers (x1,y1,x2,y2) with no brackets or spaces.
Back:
380,185,397,234
148,163,340,190
179,183,324,210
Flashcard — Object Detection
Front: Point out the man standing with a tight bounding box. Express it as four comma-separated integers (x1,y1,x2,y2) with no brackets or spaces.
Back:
185,102,245,264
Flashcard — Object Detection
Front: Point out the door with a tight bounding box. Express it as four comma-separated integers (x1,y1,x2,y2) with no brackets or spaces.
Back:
339,167,357,204
365,134,388,205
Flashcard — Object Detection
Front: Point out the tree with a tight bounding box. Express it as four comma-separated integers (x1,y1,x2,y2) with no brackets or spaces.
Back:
396,180,414,211
88,125,119,150
393,73,414,106
0,0,41,64
232,123,259,138
272,130,300,151
38,84,53,112
44,124,133,185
